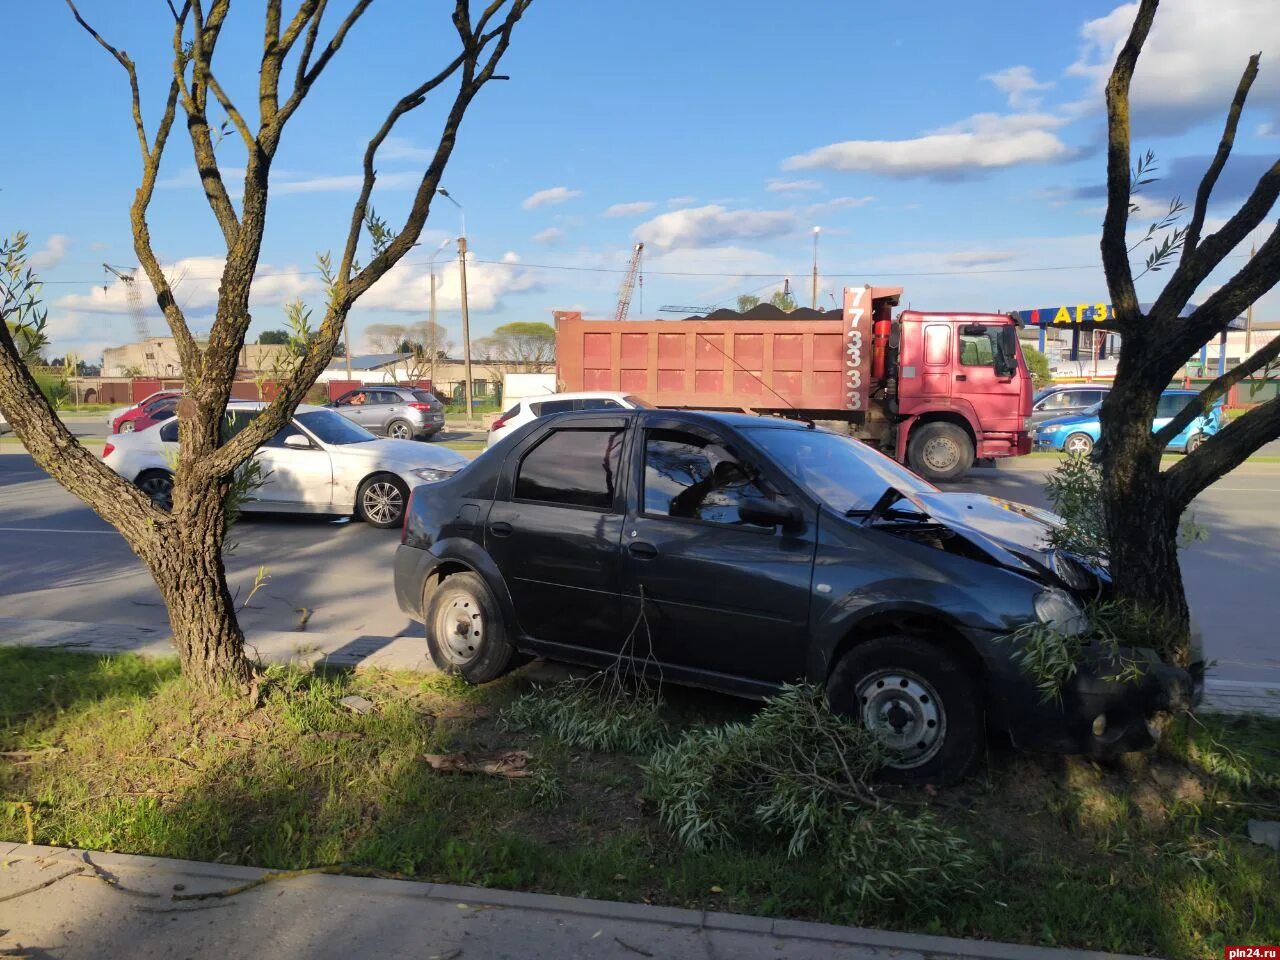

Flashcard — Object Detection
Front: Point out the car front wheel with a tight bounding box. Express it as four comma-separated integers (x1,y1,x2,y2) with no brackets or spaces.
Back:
424,571,517,683
119,420,136,433
1063,431,1094,456
355,473,409,528
827,635,984,784
1183,432,1206,454
135,470,173,510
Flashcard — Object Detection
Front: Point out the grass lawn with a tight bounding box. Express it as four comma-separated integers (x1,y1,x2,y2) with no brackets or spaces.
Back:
2,648,1276,959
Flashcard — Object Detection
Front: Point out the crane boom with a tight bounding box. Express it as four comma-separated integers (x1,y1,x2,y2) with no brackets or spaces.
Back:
614,242,643,321
103,264,152,343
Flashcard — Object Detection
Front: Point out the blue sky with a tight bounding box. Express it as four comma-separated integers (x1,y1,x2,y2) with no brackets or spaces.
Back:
3,0,1278,362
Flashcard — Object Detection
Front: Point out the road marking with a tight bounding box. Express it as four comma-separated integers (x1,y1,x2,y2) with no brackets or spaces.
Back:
0,527,117,535
1204,486,1280,493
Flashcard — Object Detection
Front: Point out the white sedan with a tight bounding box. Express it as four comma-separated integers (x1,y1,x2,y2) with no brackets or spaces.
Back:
103,402,469,528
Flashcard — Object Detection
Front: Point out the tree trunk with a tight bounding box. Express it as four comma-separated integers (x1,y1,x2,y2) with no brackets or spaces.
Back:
1101,426,1192,665
145,478,255,691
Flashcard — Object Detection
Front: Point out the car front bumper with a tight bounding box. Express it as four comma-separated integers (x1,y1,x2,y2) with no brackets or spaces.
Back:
975,632,1199,755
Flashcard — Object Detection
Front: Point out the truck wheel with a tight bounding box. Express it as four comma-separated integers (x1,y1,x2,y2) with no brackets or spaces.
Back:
424,571,517,684
1063,432,1094,457
827,635,984,785
907,422,973,482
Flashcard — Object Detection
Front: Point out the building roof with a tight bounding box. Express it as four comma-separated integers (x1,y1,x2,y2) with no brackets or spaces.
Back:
325,353,404,371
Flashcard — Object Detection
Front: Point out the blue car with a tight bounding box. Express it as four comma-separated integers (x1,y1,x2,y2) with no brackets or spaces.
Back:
1033,388,1222,456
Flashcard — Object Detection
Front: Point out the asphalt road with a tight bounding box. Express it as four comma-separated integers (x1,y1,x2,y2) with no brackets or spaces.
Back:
0,450,1276,684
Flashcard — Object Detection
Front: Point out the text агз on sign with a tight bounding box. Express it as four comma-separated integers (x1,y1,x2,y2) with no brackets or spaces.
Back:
1020,304,1113,327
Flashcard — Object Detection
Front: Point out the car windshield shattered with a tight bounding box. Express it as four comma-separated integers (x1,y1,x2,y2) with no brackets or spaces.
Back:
746,427,936,515
296,410,377,445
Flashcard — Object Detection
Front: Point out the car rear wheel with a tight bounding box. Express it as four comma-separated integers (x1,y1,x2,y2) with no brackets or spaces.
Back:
907,422,974,482
135,470,173,510
1063,432,1094,456
119,420,136,433
386,419,415,440
424,571,517,684
1183,432,1206,454
355,473,409,528
827,635,984,785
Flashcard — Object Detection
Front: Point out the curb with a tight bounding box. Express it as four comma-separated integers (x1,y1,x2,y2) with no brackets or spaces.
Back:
2,844,1146,960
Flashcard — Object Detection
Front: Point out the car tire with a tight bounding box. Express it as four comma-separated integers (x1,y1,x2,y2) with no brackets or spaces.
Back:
907,422,974,482
120,420,136,433
827,635,984,785
355,473,409,529
424,571,517,684
1063,432,1094,457
386,419,414,441
1183,432,1206,454
135,470,174,510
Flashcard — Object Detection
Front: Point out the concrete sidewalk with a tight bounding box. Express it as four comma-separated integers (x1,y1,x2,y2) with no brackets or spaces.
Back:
3,614,1277,717
0,844,1141,960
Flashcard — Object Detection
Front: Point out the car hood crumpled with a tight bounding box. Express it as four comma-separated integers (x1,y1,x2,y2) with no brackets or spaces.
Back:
330,438,469,473
911,491,1061,554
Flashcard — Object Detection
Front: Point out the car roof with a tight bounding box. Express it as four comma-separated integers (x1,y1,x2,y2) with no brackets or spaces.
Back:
539,407,812,431
523,390,632,403
225,400,326,414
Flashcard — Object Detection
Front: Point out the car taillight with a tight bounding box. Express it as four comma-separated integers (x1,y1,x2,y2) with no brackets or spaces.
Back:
401,487,416,544
490,413,510,432
102,443,115,458
407,402,433,412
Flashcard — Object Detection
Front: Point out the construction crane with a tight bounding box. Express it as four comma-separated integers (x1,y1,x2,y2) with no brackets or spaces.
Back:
102,264,151,342
614,242,644,320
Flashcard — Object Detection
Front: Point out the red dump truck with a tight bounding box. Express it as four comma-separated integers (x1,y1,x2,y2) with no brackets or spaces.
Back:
554,285,1033,481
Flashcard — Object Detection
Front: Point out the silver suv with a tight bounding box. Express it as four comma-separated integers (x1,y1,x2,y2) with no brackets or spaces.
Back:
329,386,446,440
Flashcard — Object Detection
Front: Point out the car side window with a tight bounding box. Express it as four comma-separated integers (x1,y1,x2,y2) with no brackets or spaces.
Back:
1081,390,1106,406
263,423,309,448
578,398,622,410
1156,394,1188,419
531,399,574,416
643,429,769,526
514,427,624,510
159,421,179,443
220,411,259,442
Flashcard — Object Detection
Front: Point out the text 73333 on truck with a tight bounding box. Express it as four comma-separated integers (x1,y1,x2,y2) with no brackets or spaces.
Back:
554,286,1034,481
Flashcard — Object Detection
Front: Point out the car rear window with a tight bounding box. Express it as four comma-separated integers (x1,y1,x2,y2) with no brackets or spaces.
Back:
411,390,439,406
514,428,624,510
530,399,575,416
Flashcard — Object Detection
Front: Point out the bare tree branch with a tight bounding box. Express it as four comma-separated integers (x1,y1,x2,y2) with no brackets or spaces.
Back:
207,0,532,475
64,0,150,161
1180,55,1260,262
277,0,375,129
1100,0,1157,330
1154,335,1280,448
1165,394,1280,509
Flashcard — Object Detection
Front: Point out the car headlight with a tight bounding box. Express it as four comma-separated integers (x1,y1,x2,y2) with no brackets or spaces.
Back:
1034,587,1088,636
411,467,459,483
1039,423,1059,434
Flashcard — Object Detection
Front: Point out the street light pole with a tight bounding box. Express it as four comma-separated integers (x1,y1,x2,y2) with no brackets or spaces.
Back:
437,188,473,418
811,226,821,310
427,238,454,390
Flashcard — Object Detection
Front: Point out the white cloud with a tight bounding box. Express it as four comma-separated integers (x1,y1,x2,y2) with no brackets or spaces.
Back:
522,186,582,210
806,195,875,215
666,195,696,207
379,136,435,162
533,227,565,245
633,205,798,251
155,166,422,195
603,201,655,217
782,112,1071,179
984,66,1052,110
355,252,541,314
1258,121,1278,138
1067,0,1280,134
31,234,70,271
766,178,822,193
56,256,320,316
946,250,1020,268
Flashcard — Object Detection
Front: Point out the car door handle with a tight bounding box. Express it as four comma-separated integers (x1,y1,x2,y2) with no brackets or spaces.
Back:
489,521,513,537
954,374,967,381
628,540,658,559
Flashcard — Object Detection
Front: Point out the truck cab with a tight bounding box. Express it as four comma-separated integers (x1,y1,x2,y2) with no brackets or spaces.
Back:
890,312,1033,481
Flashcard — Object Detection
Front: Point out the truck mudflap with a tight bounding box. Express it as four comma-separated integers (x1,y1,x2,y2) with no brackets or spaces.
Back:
987,643,1198,755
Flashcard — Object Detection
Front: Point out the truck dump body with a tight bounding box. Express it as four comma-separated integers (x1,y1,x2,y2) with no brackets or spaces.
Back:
555,286,903,414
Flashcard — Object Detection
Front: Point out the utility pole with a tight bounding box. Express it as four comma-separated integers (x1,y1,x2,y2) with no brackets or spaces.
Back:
810,226,821,310
457,235,474,418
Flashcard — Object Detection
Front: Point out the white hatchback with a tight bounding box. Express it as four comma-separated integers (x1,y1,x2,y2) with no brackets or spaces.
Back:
103,402,469,528
486,391,651,448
